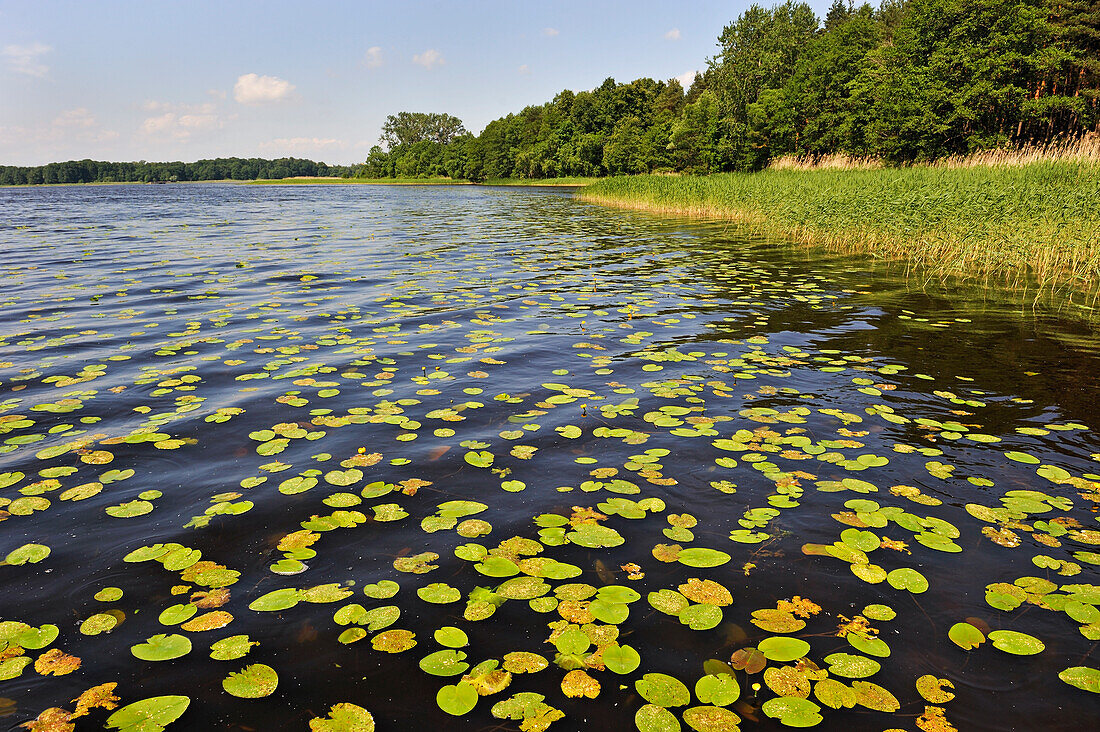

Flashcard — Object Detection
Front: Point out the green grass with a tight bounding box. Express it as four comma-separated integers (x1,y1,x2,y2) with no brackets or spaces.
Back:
248,176,601,187
579,162,1100,306
247,176,469,185
482,177,601,187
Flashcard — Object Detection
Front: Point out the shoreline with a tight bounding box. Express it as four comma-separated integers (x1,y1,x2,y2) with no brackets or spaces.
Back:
577,162,1100,313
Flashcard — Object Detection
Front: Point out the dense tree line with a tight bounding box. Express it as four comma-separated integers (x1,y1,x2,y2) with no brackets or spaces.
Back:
0,157,353,186
361,0,1099,179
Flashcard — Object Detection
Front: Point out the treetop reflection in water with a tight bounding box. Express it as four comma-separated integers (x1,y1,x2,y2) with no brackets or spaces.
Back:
0,183,1097,731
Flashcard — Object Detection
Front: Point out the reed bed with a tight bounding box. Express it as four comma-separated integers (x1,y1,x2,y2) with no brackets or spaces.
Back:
579,156,1100,308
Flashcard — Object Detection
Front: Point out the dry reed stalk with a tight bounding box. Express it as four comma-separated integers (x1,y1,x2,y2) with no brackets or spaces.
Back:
767,135,1100,171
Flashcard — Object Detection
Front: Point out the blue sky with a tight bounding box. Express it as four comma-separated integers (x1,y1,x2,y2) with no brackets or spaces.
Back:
1,1,835,166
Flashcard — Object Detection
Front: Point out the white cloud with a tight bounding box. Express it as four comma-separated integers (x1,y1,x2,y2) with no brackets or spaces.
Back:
141,101,221,140
518,64,530,75
2,42,51,77
676,69,699,88
53,108,96,128
260,137,344,153
233,73,295,104
412,49,444,69
664,28,681,41
364,46,383,69
0,107,117,152
542,27,559,37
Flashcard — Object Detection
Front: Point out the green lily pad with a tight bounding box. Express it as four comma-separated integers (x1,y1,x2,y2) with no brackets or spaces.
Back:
159,603,198,625
434,626,469,648
988,630,1045,655
677,548,731,568
249,588,301,611
847,633,890,658
759,637,811,662
679,603,722,630
635,704,681,732
695,673,740,706
106,696,190,731
308,703,376,731
131,633,192,661
362,580,400,599
636,672,691,707
1059,666,1100,693
437,681,478,715
823,653,880,679
80,613,119,635
886,568,928,593
464,450,494,468
420,649,470,676
948,622,985,650
762,696,823,727
603,643,641,674
223,663,279,698
3,543,51,565
418,583,462,604
210,635,258,660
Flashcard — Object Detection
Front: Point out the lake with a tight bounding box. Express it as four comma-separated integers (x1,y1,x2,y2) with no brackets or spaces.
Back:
1,183,1098,731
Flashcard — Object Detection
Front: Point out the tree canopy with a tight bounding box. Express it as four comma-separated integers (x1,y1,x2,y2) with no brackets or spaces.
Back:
360,0,1100,180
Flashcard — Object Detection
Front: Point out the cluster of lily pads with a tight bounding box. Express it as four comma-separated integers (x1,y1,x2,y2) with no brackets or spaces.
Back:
1,189,1099,731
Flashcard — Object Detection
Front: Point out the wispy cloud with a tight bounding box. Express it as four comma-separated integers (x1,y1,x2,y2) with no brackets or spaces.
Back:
676,69,699,88
53,108,96,128
412,49,444,69
0,107,117,150
140,101,221,139
542,27,559,37
364,46,384,69
2,42,51,77
664,28,682,41
233,73,295,103
260,137,344,153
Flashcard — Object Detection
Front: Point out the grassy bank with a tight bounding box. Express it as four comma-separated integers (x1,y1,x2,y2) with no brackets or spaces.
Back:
247,176,469,185
482,176,600,187
579,159,1100,306
248,176,600,187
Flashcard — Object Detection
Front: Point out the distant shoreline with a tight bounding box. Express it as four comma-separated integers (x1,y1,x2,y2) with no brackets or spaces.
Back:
0,177,594,188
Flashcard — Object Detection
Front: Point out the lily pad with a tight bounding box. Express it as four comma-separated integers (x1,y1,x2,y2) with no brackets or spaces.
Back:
761,696,823,727
131,634,192,661
106,696,190,731
759,637,811,662
988,630,1045,655
948,622,985,650
223,663,278,698
437,681,478,715
636,672,691,707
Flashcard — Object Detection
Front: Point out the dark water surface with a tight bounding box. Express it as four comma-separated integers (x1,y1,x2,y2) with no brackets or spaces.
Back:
1,183,1098,731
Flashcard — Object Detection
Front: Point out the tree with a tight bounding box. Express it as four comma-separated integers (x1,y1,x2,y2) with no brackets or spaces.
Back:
380,112,467,149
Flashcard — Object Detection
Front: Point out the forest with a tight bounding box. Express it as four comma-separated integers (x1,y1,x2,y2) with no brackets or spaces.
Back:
359,0,1100,180
0,157,352,186
4,0,1098,185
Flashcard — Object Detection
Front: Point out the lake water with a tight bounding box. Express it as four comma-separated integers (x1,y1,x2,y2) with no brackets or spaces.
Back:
1,183,1098,731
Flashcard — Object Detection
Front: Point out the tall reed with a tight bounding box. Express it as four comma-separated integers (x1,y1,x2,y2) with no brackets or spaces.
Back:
579,154,1100,309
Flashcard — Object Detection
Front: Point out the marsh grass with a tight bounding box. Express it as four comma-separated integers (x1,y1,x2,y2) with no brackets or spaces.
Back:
580,155,1100,311
481,177,602,187
247,176,470,185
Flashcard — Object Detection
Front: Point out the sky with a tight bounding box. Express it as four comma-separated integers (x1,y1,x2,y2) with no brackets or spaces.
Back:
1,0,835,166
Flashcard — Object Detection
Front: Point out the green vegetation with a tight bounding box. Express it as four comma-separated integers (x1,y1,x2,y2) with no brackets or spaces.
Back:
247,177,468,186
359,0,1099,181
580,151,1100,301
0,157,352,186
